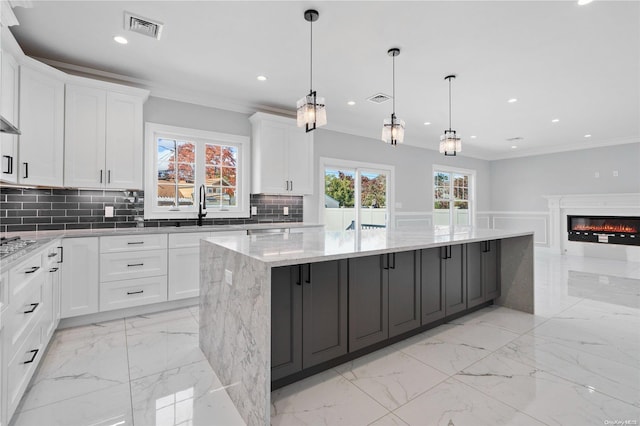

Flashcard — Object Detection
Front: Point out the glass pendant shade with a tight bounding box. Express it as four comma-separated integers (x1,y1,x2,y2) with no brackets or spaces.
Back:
297,91,327,131
439,129,462,156
382,114,405,145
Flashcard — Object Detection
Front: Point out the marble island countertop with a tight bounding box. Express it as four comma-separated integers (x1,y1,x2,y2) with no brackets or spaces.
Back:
204,226,534,267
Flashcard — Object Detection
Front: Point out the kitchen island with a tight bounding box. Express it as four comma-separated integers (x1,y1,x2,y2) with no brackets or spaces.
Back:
199,227,534,426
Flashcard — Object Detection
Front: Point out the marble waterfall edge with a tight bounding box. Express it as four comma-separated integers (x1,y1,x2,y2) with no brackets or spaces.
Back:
199,240,271,426
497,235,535,314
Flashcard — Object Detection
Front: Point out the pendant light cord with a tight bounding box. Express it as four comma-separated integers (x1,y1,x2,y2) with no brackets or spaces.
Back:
309,19,313,92
448,77,452,131
392,54,396,115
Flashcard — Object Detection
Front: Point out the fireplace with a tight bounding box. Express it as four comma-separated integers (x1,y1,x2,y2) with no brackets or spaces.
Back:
567,215,640,246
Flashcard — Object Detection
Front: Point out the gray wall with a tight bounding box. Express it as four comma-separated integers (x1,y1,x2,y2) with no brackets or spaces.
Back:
305,129,492,222
489,143,640,212
144,96,251,136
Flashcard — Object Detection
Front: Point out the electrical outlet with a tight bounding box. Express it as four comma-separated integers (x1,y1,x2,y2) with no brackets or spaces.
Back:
613,170,619,177
251,206,257,215
594,172,600,178
283,206,289,215
105,206,114,217
224,269,233,286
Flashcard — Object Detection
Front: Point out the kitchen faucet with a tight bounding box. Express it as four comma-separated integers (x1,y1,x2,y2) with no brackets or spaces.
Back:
198,184,207,226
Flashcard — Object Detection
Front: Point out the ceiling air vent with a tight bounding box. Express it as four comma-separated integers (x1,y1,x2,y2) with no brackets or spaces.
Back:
506,137,524,142
124,12,163,40
367,93,392,104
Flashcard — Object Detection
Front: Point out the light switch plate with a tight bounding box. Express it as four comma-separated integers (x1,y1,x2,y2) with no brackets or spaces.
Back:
251,206,257,215
283,206,289,216
105,206,114,217
224,269,233,286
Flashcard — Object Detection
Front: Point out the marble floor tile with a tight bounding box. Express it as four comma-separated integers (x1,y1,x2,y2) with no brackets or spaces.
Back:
450,305,549,334
368,413,409,426
393,378,545,426
47,319,125,353
424,320,520,352
393,332,492,376
19,325,129,411
125,307,196,332
497,334,640,407
271,369,389,426
130,360,244,426
334,346,448,411
12,383,133,426
455,353,639,426
126,315,205,380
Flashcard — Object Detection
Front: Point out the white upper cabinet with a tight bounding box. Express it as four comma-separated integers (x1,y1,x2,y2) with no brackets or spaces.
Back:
18,60,65,187
250,112,314,195
0,48,19,183
64,79,147,189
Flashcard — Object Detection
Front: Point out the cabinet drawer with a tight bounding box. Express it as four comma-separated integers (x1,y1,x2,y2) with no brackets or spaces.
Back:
168,232,211,249
100,249,167,282
100,233,167,253
5,272,44,361
100,276,168,312
7,323,43,419
9,250,43,300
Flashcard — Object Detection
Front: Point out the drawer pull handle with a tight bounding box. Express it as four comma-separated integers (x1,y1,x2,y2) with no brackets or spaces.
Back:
127,241,145,245
127,263,144,267
25,266,40,274
23,349,39,364
48,253,57,258
49,267,59,273
24,303,39,314
127,290,144,295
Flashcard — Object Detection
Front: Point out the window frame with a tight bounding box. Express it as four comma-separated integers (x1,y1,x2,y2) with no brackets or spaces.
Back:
144,122,250,220
432,164,476,227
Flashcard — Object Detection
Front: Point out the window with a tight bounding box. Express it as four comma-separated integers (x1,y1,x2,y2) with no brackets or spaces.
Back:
145,123,249,219
433,165,475,227
320,157,394,231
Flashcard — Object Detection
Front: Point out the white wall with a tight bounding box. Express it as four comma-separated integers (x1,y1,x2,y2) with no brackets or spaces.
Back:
305,129,492,223
143,96,251,137
490,143,640,212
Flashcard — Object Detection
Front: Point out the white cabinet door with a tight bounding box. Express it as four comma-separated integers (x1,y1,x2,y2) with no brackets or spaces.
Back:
64,84,106,188
250,112,314,195
287,127,313,195
105,92,143,190
18,65,64,187
168,247,200,300
61,237,99,318
1,50,19,184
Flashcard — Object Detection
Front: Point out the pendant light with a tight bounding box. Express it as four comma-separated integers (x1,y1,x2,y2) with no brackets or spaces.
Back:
381,48,404,145
297,9,326,132
440,74,462,156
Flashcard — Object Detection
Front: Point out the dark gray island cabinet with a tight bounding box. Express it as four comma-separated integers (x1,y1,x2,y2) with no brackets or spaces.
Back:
271,241,501,386
199,228,534,426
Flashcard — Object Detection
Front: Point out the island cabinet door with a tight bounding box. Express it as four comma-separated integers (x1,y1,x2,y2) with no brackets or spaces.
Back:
420,247,446,325
348,255,389,352
483,240,500,301
302,260,348,369
271,265,302,381
444,244,466,316
466,242,485,308
388,251,420,338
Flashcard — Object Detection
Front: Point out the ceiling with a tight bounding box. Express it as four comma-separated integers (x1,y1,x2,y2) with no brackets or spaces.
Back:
8,1,640,160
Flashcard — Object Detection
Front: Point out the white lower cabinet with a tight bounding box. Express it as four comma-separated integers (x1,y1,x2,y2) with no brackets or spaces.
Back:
168,231,244,301
99,234,168,310
61,237,99,318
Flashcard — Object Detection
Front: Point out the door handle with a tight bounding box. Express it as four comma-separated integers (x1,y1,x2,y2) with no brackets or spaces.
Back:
100,169,103,183
49,267,59,273
297,265,302,286
24,303,39,314
23,349,39,364
305,264,311,284
127,241,144,245
290,180,293,192
24,266,40,274
58,246,64,263
2,155,12,174
127,290,144,295
382,254,389,270
108,170,111,184
390,253,396,269
127,263,144,267
22,162,28,179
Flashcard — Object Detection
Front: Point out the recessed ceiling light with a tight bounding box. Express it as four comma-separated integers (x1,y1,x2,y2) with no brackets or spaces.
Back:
257,75,267,81
551,118,560,123
470,135,477,139
584,134,592,138
578,0,593,5
347,101,356,106
508,98,518,103
113,36,128,44
423,122,431,126
511,145,518,149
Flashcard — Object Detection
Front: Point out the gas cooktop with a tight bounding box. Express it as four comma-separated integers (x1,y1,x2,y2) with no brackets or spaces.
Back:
0,236,37,259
